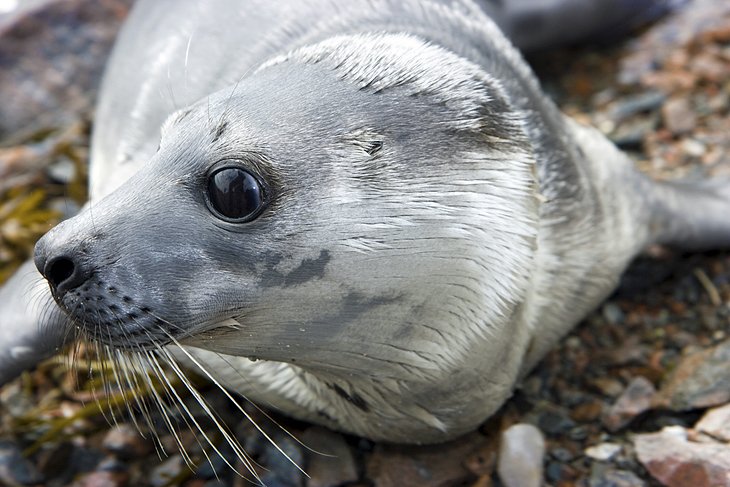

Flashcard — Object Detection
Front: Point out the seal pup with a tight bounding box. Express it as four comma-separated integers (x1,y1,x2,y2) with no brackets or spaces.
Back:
2,0,729,448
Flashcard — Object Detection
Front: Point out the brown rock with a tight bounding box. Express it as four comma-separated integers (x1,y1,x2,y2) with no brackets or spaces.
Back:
603,377,656,432
463,436,499,476
366,433,487,487
656,339,730,411
301,427,357,487
590,377,624,397
695,403,730,442
635,426,730,487
662,98,698,135
690,52,729,83
570,400,604,423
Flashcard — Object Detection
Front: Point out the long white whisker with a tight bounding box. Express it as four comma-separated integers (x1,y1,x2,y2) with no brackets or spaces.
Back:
160,333,307,478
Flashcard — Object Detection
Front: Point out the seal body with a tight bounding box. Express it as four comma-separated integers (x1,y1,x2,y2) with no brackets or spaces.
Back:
7,0,730,444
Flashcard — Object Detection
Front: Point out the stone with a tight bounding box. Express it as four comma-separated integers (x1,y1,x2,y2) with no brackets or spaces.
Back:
102,424,151,460
585,443,622,462
301,427,357,487
0,439,45,485
695,403,730,442
589,466,645,487
635,426,730,487
497,424,545,487
603,377,656,432
367,433,487,487
71,470,129,487
662,97,697,135
149,455,184,487
656,339,730,411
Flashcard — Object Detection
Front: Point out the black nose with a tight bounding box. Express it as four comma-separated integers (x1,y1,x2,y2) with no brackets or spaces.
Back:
35,235,90,297
45,256,85,293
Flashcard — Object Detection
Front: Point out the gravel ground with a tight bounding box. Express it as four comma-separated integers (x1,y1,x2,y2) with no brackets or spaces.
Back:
0,1,729,486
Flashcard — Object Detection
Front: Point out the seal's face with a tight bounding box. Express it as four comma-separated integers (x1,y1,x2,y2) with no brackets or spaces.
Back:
34,35,539,396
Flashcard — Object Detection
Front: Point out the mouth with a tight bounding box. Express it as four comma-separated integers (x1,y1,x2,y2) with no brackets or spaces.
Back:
51,275,177,351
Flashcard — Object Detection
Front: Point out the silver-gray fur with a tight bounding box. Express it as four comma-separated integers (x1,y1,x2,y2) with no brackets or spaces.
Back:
3,0,729,446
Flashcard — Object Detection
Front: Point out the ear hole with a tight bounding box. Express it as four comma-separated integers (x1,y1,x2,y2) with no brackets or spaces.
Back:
343,129,384,157
365,140,383,156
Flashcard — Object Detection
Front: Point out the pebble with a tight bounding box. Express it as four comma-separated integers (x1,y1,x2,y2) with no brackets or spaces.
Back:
258,434,305,487
695,403,730,442
656,339,730,411
661,97,698,135
610,91,666,122
300,427,357,487
601,303,625,325
36,442,75,483
635,426,730,487
681,138,706,158
533,403,576,436
366,433,488,487
589,465,645,487
585,442,622,462
497,423,545,487
149,455,184,487
71,470,129,487
603,377,656,432
47,157,77,184
102,424,151,460
0,439,45,485
591,377,625,398
194,444,234,481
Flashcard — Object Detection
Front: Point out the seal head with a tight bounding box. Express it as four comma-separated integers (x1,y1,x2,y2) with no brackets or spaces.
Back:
35,34,540,441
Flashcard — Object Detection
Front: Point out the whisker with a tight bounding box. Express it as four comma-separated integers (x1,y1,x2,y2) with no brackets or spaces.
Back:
160,332,307,478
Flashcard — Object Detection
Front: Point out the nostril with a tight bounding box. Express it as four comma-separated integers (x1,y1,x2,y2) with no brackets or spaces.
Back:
45,256,79,292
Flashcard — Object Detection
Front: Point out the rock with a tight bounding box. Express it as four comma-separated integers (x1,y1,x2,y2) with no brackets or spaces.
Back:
497,424,545,487
533,402,576,436
571,400,604,423
47,158,77,184
618,0,730,86
695,403,730,442
36,442,76,483
656,339,730,411
635,426,730,487
102,424,151,460
367,433,487,487
662,97,697,135
0,439,45,485
194,444,234,482
149,455,184,487
258,434,305,487
589,466,645,487
591,377,625,397
585,443,622,462
681,139,707,158
601,303,625,325
71,469,129,487
609,91,666,122
463,436,499,477
603,377,656,432
301,427,357,487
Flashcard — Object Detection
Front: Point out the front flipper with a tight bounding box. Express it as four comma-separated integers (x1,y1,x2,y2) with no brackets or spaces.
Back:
0,260,68,385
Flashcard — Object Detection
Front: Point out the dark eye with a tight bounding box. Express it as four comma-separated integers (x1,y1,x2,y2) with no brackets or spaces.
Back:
206,166,267,221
